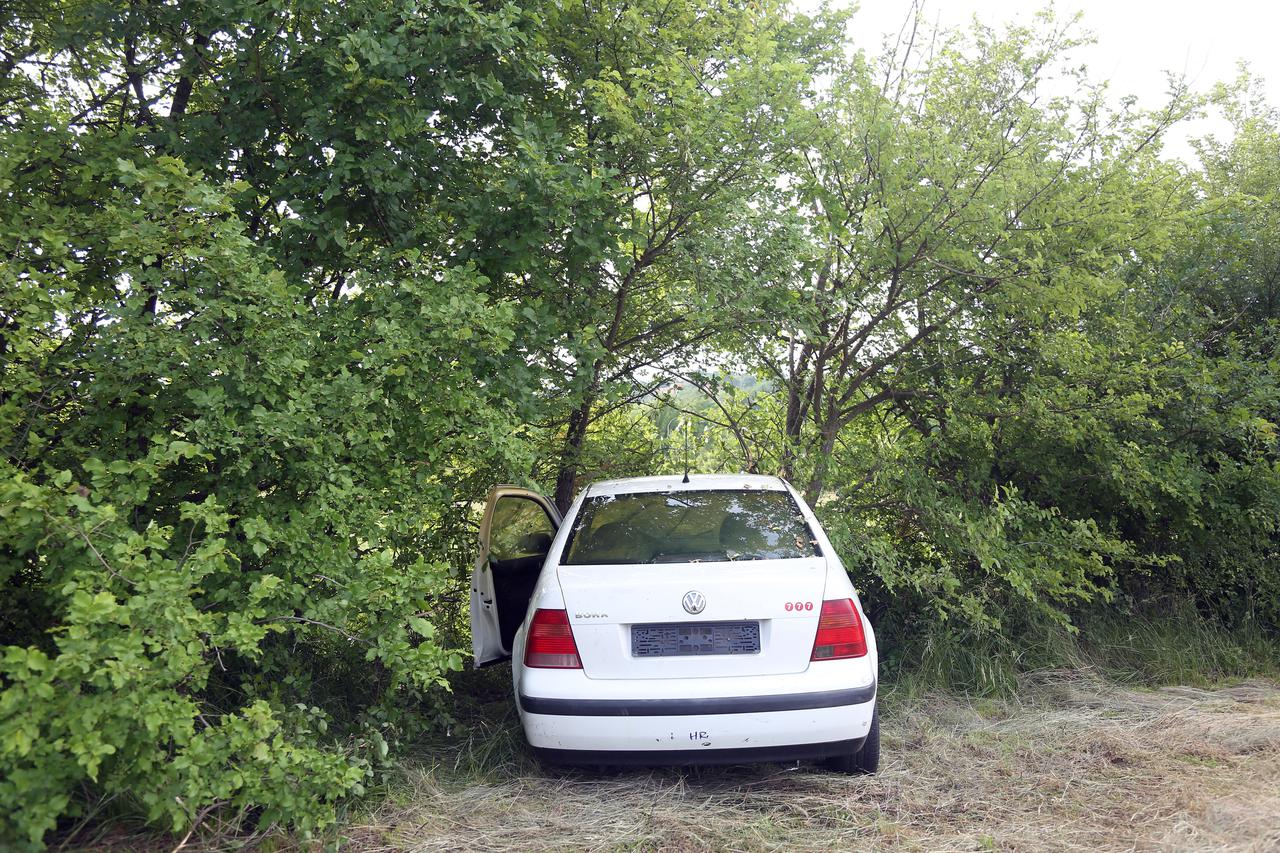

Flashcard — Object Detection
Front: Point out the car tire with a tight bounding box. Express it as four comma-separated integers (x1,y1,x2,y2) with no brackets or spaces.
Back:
826,705,880,774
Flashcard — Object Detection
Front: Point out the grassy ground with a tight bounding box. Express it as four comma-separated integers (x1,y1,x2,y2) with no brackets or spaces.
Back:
64,613,1280,851
335,668,1280,852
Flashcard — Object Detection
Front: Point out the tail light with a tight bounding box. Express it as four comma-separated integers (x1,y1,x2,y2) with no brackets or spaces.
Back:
810,598,868,661
524,609,582,669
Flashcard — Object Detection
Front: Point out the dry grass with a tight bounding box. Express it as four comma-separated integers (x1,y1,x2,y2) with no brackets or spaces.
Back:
342,670,1280,853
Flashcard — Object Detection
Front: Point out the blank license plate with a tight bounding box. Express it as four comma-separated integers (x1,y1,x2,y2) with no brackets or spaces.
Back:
631,621,760,657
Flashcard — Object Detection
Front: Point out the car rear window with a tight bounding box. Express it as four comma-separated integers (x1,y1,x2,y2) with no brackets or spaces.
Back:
561,489,821,565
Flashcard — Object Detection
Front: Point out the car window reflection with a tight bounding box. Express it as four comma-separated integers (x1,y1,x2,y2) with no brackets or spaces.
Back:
491,497,556,562
563,490,820,565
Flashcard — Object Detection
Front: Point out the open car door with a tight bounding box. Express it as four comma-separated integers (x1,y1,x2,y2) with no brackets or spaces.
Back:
471,485,562,666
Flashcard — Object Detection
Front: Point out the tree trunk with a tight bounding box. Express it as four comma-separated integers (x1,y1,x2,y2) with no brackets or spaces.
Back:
782,379,804,481
553,398,593,513
804,416,839,505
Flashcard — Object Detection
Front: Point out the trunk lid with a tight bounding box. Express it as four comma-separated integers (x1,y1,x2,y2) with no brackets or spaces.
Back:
556,557,828,679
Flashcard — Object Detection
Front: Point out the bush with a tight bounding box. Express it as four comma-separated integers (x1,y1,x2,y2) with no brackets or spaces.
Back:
0,156,519,847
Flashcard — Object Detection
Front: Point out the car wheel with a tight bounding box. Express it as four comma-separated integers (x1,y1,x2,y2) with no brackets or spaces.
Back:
826,706,880,774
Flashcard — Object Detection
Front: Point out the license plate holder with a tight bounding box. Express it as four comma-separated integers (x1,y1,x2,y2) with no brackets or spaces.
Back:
631,621,760,657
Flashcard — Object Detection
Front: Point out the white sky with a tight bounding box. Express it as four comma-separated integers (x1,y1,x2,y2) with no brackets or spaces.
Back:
811,0,1280,163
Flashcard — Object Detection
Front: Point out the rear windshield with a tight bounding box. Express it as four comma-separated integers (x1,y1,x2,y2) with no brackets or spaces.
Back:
562,489,821,565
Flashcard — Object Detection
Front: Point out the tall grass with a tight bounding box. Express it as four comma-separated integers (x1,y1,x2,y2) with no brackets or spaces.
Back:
1077,609,1280,686
879,607,1280,700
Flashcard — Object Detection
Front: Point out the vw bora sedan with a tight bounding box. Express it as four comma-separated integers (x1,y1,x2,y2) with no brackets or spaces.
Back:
469,474,879,772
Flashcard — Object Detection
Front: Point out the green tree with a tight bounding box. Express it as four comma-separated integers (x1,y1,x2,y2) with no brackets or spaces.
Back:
1,0,566,844
705,11,1255,638
762,12,1194,503
523,0,842,511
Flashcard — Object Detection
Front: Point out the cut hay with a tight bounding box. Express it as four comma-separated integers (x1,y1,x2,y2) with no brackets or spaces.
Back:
346,671,1280,852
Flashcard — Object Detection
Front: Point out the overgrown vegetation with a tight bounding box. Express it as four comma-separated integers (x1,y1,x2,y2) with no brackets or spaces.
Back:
1,0,1277,847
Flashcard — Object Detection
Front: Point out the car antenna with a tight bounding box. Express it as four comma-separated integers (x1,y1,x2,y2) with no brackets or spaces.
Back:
682,420,691,483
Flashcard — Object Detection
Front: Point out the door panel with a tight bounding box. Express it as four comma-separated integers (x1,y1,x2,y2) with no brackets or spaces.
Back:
470,486,561,666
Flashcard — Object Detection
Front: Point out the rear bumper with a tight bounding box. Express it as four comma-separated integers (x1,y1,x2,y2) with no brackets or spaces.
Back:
534,737,866,767
518,683,875,716
518,687,876,758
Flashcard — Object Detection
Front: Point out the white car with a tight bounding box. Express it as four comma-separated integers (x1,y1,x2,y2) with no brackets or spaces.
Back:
469,474,879,772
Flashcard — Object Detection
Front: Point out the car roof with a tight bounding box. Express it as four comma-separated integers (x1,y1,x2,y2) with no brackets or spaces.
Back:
585,473,790,497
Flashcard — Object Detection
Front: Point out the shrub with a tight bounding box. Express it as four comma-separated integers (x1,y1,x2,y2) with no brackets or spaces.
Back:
0,156,518,847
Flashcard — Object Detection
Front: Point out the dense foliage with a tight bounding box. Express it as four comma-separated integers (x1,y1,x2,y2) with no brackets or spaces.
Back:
1,0,1277,846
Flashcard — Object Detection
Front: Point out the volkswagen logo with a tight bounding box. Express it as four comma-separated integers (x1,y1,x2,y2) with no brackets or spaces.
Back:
682,590,707,615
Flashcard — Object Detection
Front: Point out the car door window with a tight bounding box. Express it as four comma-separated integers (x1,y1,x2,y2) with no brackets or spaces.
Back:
490,496,556,562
